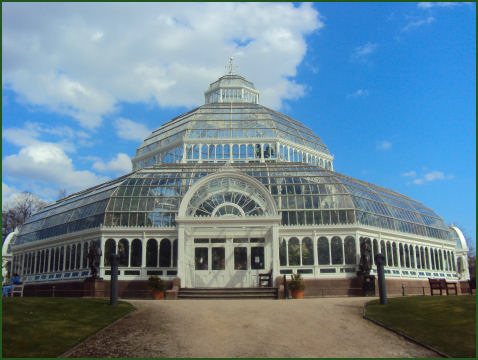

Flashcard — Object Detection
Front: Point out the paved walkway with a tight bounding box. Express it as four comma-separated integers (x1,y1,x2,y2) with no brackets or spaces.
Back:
63,297,438,358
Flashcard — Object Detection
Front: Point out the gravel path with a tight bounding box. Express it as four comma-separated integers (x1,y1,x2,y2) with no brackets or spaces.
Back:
63,297,438,358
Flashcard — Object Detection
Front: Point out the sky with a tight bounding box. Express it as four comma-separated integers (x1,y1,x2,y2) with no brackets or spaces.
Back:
2,2,476,246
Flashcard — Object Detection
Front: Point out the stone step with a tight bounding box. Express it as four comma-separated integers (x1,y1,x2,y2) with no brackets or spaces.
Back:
178,287,278,299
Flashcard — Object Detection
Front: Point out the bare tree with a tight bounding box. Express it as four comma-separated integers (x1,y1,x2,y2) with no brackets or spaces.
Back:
2,192,49,242
57,188,68,200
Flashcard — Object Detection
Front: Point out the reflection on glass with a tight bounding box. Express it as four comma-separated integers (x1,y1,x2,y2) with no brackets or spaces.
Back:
146,239,158,267
288,238,300,266
212,247,225,270
318,237,330,265
195,247,208,270
302,238,314,265
251,247,264,269
234,247,247,270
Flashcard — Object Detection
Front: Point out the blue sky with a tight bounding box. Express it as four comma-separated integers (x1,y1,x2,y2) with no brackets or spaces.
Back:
2,2,476,246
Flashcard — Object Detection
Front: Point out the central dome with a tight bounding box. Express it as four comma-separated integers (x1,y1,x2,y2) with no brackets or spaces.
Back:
132,72,333,171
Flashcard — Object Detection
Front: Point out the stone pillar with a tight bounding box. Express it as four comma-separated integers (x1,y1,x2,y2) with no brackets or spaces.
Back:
177,225,186,287
271,224,280,286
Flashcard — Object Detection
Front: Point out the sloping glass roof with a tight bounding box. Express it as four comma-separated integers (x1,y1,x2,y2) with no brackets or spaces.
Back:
13,163,452,246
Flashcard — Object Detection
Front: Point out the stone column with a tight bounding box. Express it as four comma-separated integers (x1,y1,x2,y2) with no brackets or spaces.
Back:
271,224,280,286
177,225,186,287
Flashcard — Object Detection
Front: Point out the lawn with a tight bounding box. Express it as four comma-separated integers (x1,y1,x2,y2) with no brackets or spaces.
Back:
365,296,476,358
2,297,135,358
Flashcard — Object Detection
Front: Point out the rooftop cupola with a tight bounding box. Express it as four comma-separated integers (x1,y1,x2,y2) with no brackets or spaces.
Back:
204,57,259,104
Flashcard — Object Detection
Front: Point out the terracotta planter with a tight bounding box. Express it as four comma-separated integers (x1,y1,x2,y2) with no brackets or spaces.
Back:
152,290,165,300
291,290,304,299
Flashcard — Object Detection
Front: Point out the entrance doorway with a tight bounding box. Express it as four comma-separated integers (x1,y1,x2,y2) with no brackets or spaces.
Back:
193,237,268,287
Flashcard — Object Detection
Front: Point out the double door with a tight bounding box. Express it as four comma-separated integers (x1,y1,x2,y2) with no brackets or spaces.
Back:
193,237,268,287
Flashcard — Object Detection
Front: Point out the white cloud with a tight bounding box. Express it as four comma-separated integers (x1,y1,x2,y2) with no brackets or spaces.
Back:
408,170,454,185
115,118,151,142
347,89,369,99
401,171,417,177
351,42,378,63
2,142,108,192
401,16,435,32
376,140,392,151
2,3,323,128
418,2,464,9
93,153,132,174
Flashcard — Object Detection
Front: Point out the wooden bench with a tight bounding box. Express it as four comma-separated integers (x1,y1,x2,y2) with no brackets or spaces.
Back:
258,270,272,287
428,278,457,296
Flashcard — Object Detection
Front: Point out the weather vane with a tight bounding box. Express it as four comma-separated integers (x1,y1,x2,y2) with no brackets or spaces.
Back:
225,56,238,75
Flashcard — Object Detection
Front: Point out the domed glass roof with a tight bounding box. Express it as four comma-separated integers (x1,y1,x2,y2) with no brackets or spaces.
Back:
13,163,452,246
132,72,331,171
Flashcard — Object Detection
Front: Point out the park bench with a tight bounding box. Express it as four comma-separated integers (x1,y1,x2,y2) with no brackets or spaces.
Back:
428,278,457,296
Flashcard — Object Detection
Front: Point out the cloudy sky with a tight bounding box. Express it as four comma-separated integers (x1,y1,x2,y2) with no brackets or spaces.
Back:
2,3,476,244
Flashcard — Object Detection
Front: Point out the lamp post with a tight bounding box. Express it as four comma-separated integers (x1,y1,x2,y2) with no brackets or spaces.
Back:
109,254,120,306
374,253,387,304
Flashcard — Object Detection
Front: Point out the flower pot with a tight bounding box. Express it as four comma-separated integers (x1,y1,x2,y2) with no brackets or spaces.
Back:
291,290,304,299
152,290,164,300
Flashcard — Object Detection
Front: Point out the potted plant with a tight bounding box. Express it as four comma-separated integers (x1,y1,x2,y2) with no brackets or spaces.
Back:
287,273,305,299
147,275,166,300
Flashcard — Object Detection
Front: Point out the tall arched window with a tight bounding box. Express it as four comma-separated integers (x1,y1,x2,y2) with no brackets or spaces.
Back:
202,144,209,160
104,239,116,266
35,252,40,274
409,246,415,268
420,247,425,269
173,239,178,267
451,252,456,271
284,146,289,161
118,239,129,267
438,250,443,271
399,244,404,267
66,245,71,270
71,244,77,270
76,243,81,269
83,242,89,269
302,238,314,265
372,239,379,265
331,237,343,265
54,248,59,271
240,144,247,159
60,246,65,271
392,242,398,267
131,239,142,267
288,238,300,266
279,239,287,266
146,239,158,267
40,250,45,273
193,145,199,160
247,144,254,158
317,237,330,265
404,245,410,268
380,240,386,265
209,144,216,160
435,249,439,270
415,246,420,269
386,242,392,267
160,239,171,267
223,144,230,159
50,249,55,272
216,144,223,159
45,250,49,273
344,236,356,265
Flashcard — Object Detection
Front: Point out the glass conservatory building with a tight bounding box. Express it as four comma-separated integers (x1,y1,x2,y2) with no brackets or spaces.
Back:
5,71,470,295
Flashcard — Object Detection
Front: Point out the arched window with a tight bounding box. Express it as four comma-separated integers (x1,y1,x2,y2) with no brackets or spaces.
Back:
76,243,81,269
415,246,420,269
380,240,386,265
386,242,392,266
372,239,378,265
223,144,230,159
288,238,300,266
425,248,430,269
232,144,239,159
399,244,404,267
240,144,246,159
131,239,142,267
439,250,443,271
173,240,178,267
202,144,209,160
344,236,356,265
435,249,439,270
280,145,284,159
118,239,129,267
302,237,314,265
50,249,55,272
193,145,200,160
318,237,330,265
392,242,398,267
284,146,289,161
35,252,40,274
59,246,64,271
247,144,254,158
409,246,415,268
279,239,287,266
331,237,343,265
404,245,410,268
45,250,49,273
146,239,158,267
82,242,89,269
40,250,45,273
216,144,223,159
451,252,456,271
54,248,59,271
160,239,171,267
104,239,116,266
71,244,77,270
66,245,71,270
209,144,216,160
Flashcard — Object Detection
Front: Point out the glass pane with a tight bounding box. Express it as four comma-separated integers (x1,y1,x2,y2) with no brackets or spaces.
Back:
131,239,142,267
318,237,330,265
146,239,158,267
344,236,356,265
195,247,208,270
160,239,171,267
251,247,264,269
234,247,247,270
302,238,314,265
331,236,343,265
118,239,129,267
288,238,300,266
212,247,225,270
279,239,287,266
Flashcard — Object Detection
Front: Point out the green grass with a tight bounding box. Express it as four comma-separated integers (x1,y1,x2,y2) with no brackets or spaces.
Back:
2,297,135,358
366,296,476,358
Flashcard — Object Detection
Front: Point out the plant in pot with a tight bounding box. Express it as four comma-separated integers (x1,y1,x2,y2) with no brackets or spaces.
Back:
287,273,305,299
147,275,166,300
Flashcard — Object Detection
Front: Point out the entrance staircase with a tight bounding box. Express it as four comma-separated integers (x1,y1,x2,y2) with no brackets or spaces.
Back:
178,287,278,299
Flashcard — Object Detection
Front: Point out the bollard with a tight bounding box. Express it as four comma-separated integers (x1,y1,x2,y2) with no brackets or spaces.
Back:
374,253,387,304
283,274,288,299
402,284,406,296
422,286,425,296
110,254,120,306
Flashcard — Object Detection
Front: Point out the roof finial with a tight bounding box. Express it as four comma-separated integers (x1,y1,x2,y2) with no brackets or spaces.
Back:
226,56,238,75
